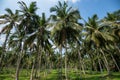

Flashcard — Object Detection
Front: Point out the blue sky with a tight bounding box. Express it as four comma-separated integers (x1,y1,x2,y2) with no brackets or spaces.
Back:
78,0,120,19
0,0,120,19
0,0,120,45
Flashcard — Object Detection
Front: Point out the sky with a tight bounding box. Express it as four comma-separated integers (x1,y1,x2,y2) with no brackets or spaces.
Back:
0,0,120,45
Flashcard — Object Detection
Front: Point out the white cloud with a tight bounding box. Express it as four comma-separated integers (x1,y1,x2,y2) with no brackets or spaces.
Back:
72,0,80,3
49,0,60,2
65,0,80,3
49,0,80,3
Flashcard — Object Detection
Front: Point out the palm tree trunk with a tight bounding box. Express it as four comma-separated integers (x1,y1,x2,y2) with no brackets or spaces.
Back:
30,60,35,80
93,60,97,71
59,45,62,80
35,45,42,79
65,46,68,80
110,53,120,72
98,57,103,73
0,54,4,71
37,49,42,78
78,50,85,76
44,51,48,80
97,49,103,73
15,55,22,80
0,33,9,71
100,49,110,75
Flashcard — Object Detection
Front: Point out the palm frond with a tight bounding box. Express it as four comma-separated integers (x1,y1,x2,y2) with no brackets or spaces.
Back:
5,8,14,16
29,1,38,14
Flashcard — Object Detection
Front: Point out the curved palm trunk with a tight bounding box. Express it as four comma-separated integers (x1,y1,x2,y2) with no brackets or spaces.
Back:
30,60,35,80
98,56,103,73
110,53,120,72
78,50,85,75
0,33,9,71
15,54,22,80
15,40,24,80
89,53,97,72
100,49,110,75
78,49,86,80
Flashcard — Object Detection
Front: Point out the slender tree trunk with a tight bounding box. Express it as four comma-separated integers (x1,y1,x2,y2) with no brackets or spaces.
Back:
79,51,85,75
48,54,52,72
59,45,62,80
89,54,93,74
81,60,86,75
0,33,9,71
65,46,68,80
110,53,120,72
97,49,103,73
0,54,4,72
30,60,35,80
89,53,97,72
34,64,37,78
100,49,110,75
98,57,103,73
15,55,22,80
78,49,85,80
44,51,48,80
34,45,42,79
37,48,42,79
15,39,24,80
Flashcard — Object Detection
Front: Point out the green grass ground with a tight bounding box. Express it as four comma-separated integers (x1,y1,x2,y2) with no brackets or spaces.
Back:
0,69,120,80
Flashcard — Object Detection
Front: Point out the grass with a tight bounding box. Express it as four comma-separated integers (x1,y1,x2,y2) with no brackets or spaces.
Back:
0,68,120,80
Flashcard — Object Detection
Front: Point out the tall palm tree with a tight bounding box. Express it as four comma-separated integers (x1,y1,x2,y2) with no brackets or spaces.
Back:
24,13,51,79
84,14,114,75
49,1,82,80
8,30,25,80
103,10,120,53
6,1,39,80
0,8,20,71
102,10,120,72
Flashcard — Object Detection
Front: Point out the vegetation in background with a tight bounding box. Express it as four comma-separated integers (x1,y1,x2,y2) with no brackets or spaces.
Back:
0,1,120,80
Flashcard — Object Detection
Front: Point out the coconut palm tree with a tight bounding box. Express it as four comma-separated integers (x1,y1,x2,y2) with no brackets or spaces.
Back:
49,1,82,80
103,10,120,53
6,1,39,80
84,14,115,75
23,12,51,79
0,8,20,71
102,10,120,72
8,28,26,80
